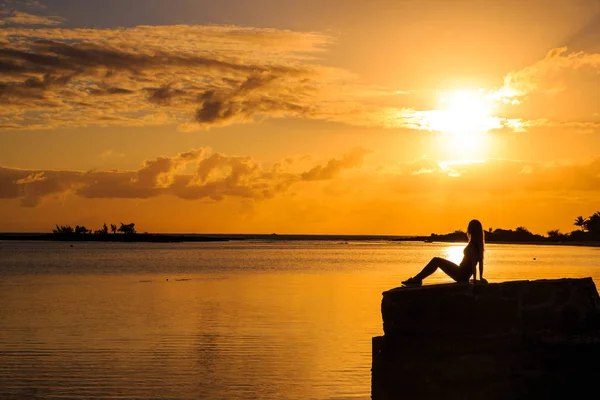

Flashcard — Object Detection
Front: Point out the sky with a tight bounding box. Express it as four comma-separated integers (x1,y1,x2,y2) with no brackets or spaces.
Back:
0,0,599,235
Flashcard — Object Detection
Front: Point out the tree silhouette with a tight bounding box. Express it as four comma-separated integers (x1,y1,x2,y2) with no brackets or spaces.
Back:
52,225,73,234
585,212,600,235
547,229,563,239
74,225,90,235
94,223,109,235
110,224,117,234
574,216,587,232
118,222,136,235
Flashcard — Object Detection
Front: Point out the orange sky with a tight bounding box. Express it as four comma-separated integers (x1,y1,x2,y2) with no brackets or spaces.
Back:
0,0,599,235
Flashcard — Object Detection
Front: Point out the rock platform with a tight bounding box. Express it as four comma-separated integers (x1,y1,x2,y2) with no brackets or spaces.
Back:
372,278,600,399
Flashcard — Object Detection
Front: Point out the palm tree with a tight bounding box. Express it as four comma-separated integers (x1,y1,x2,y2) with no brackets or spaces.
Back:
574,216,587,232
110,224,117,234
118,222,136,235
585,212,600,235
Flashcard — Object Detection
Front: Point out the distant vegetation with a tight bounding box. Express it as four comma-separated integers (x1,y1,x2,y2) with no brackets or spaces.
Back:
41,222,230,242
420,211,600,243
53,222,137,236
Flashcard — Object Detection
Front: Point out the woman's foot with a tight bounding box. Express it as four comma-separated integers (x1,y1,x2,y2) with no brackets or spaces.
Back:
401,277,422,286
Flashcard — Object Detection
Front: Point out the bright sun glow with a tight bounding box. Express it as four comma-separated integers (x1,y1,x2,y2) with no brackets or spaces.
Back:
435,89,498,133
419,88,502,158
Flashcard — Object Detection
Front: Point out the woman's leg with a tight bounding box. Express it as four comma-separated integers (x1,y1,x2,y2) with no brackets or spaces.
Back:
414,257,463,282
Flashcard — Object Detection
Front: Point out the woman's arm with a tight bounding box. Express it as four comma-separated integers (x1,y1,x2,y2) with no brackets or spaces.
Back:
479,258,484,280
477,257,488,283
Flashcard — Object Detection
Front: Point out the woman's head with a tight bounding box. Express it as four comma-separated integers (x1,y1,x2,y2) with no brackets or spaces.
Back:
467,219,485,259
467,219,483,238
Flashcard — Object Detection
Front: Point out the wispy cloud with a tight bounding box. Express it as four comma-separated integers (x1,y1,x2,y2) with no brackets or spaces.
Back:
99,149,125,159
499,47,600,124
0,24,360,131
0,10,62,25
502,47,600,98
379,157,600,196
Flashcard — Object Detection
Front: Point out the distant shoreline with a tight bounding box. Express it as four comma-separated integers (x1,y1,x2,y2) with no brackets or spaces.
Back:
0,233,404,243
392,236,600,247
0,233,234,243
0,232,599,246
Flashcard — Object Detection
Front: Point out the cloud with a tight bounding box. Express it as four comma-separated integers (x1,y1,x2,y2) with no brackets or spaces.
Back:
502,48,600,97
145,84,185,106
499,47,600,122
0,24,344,130
1,23,597,132
0,23,508,133
301,148,372,181
0,11,62,25
192,72,313,127
0,148,370,206
99,149,125,159
377,157,600,197
4,146,600,210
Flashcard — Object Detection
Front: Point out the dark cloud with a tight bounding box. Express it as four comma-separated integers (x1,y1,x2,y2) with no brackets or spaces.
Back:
88,86,134,96
194,73,313,126
21,39,273,75
145,84,185,105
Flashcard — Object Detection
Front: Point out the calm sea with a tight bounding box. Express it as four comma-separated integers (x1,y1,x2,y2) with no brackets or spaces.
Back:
1,240,599,400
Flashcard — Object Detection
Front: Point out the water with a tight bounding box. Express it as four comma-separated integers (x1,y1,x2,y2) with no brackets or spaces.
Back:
1,240,599,399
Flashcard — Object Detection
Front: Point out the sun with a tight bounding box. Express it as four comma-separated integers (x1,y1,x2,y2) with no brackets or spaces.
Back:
422,88,502,157
436,89,497,133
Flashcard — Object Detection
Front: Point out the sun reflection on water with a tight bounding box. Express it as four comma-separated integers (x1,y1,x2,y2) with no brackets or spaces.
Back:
444,244,466,265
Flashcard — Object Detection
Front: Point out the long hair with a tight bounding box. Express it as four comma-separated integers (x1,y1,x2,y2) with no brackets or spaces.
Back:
467,219,485,262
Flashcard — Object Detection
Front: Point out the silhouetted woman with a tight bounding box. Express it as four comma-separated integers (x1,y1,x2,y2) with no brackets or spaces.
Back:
401,219,487,286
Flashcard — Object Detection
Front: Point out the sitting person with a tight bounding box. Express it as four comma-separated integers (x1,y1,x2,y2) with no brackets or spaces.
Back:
402,219,487,286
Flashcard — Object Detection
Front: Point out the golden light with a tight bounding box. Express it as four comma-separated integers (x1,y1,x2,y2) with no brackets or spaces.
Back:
418,88,502,159
444,244,466,265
